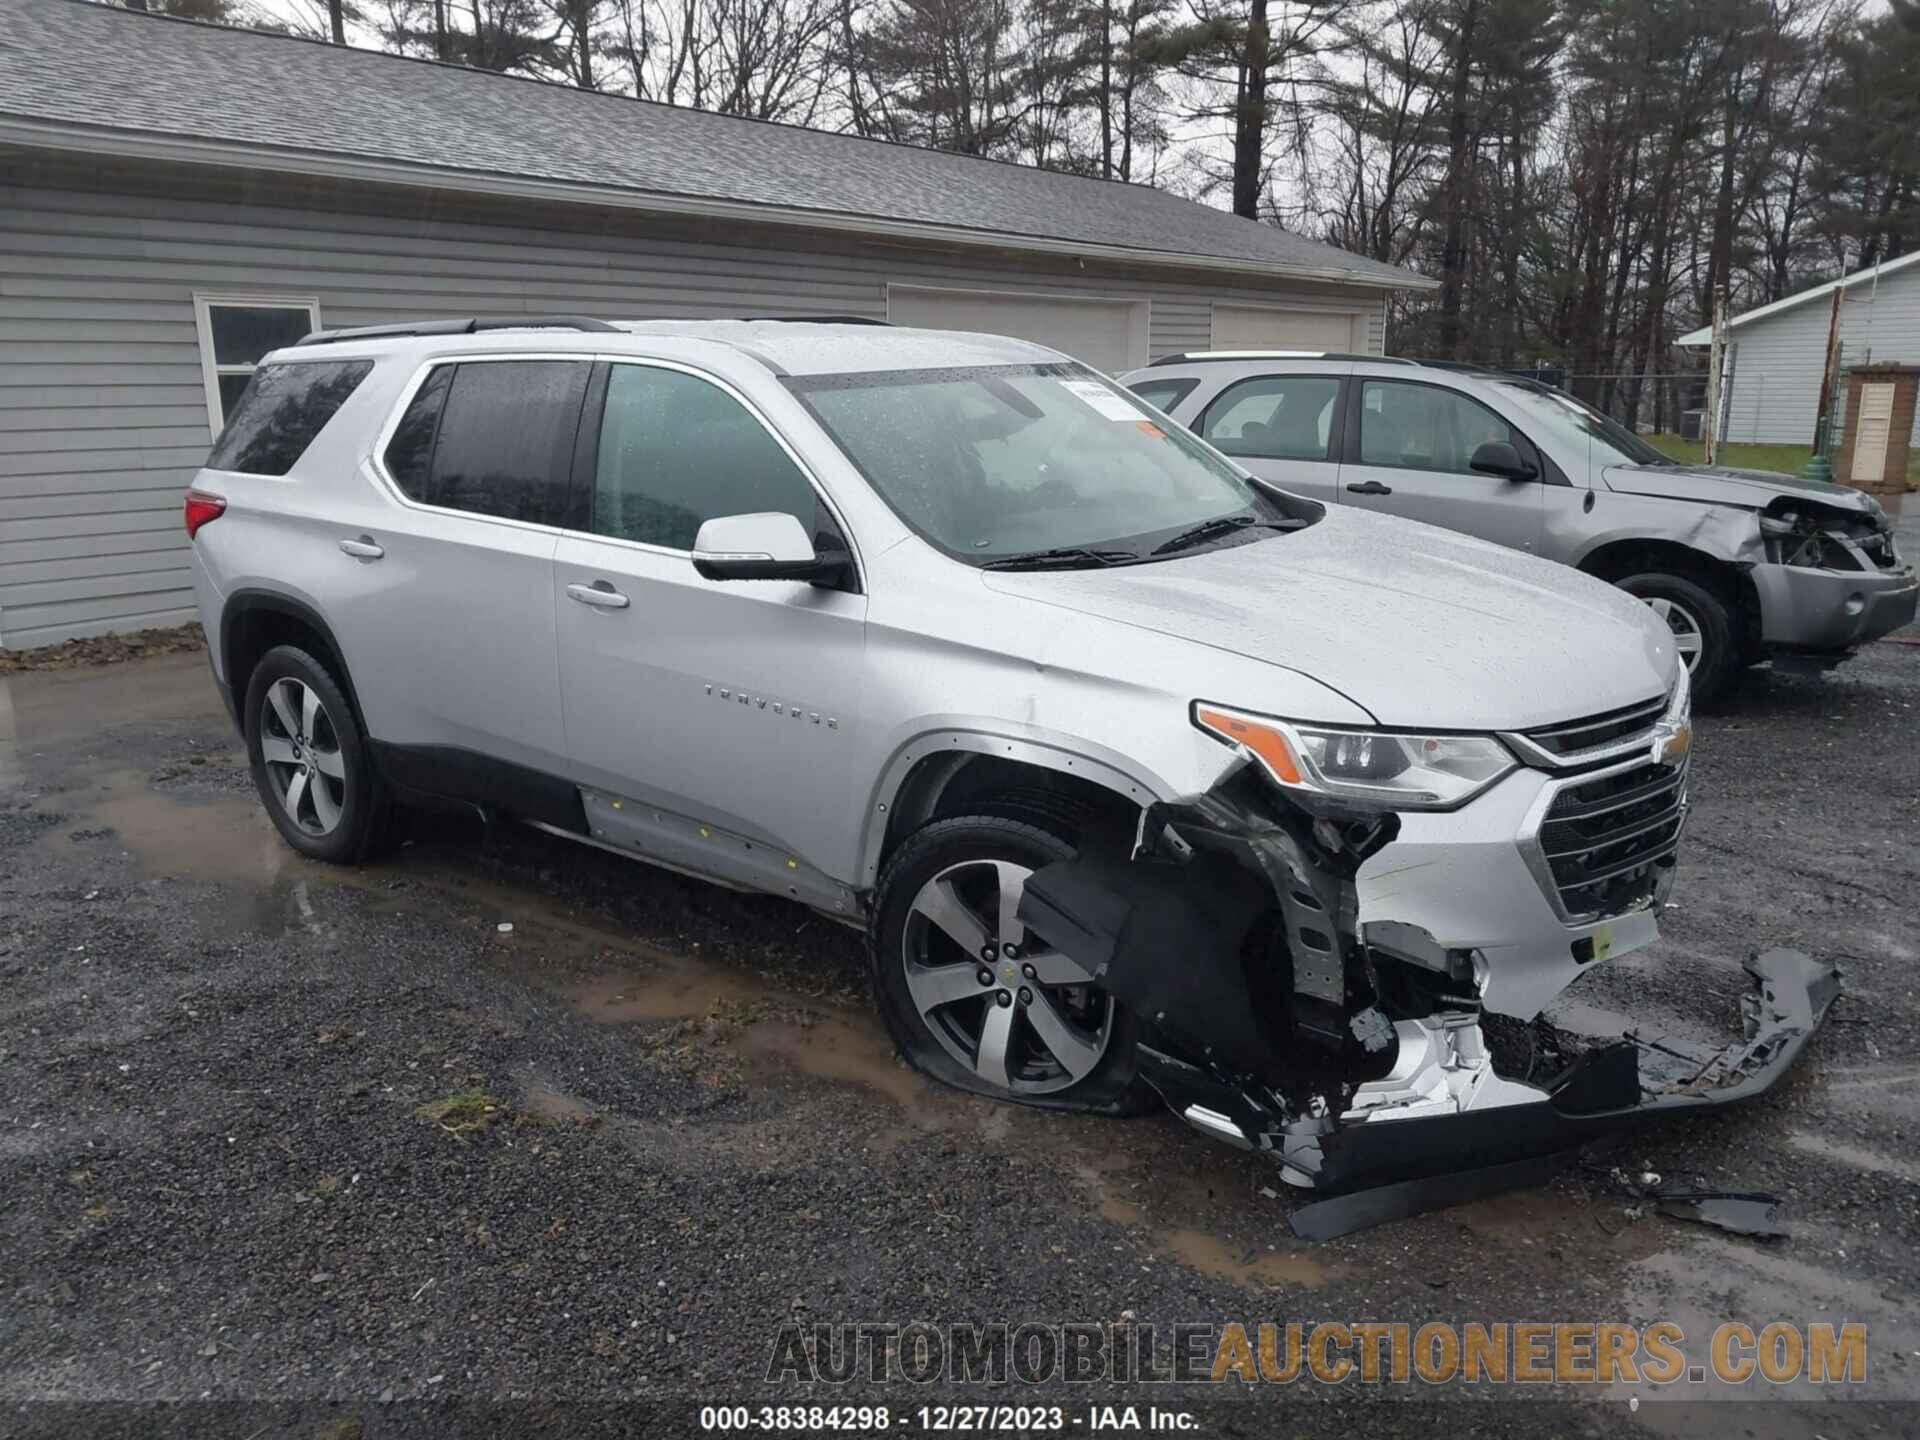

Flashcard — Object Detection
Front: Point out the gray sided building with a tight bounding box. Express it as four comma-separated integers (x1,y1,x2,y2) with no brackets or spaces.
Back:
0,0,1427,650
1679,251,1920,449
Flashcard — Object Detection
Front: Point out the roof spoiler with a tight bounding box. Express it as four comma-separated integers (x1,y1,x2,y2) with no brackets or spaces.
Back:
294,316,621,346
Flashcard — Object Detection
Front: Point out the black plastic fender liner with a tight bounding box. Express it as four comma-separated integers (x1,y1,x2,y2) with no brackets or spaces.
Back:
1015,852,1276,1073
1016,768,1388,1076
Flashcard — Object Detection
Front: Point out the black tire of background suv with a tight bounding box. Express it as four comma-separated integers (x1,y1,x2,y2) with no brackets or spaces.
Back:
243,644,390,864
868,814,1152,1115
1617,570,1738,704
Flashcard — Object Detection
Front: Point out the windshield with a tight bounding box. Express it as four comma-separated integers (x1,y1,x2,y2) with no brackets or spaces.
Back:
1488,379,1677,469
790,363,1275,563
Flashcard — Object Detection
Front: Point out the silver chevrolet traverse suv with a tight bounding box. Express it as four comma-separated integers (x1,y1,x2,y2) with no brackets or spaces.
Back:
186,318,1839,1220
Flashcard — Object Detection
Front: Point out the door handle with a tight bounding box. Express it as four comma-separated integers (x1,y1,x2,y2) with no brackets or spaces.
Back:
338,536,385,559
1345,480,1394,496
567,580,630,610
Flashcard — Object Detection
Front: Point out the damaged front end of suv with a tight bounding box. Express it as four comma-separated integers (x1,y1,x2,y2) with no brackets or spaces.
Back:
1018,668,1841,1237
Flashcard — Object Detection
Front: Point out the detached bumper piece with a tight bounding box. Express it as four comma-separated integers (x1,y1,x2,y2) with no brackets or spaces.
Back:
1280,949,1840,1239
1017,772,1841,1240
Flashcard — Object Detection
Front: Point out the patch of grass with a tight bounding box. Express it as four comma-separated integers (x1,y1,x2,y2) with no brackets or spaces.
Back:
1646,434,1920,489
414,1088,502,1137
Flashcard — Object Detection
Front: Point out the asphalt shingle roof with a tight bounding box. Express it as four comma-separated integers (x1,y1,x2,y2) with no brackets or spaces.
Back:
0,0,1422,288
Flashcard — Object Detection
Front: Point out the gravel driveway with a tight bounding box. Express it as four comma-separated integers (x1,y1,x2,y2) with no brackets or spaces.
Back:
2,633,1916,1438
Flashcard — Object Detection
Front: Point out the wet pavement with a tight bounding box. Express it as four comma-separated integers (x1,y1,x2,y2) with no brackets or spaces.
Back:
1,639,1917,1436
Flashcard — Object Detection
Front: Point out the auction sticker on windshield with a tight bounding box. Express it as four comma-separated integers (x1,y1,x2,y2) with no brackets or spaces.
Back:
1057,377,1146,421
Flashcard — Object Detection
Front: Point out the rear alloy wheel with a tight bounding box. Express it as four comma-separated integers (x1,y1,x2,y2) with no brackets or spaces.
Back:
243,644,388,863
870,815,1145,1111
1618,571,1736,703
259,676,347,837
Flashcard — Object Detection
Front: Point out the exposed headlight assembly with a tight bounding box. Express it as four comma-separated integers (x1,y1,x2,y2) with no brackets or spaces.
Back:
1193,703,1516,811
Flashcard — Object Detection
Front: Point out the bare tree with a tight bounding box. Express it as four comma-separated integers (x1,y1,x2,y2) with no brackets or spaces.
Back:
707,0,840,121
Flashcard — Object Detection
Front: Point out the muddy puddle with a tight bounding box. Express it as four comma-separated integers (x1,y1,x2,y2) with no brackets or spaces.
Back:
1070,1154,1339,1291
35,762,283,887
563,961,941,1118
0,652,215,772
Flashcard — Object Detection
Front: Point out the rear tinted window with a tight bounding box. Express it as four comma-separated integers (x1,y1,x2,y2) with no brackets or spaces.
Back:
383,364,452,502
206,359,373,476
1126,377,1199,414
383,360,589,524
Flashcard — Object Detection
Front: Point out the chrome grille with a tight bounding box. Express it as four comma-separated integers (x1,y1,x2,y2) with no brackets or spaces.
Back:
1538,759,1687,920
1520,694,1666,762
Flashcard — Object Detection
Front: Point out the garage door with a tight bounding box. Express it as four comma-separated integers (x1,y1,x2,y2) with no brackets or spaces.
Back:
1211,304,1365,353
887,287,1145,373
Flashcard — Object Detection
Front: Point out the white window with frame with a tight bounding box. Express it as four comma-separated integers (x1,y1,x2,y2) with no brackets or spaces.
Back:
193,293,323,435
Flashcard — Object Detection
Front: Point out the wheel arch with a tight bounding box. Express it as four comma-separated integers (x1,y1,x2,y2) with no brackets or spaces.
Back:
857,730,1163,890
1575,537,1762,656
220,589,369,738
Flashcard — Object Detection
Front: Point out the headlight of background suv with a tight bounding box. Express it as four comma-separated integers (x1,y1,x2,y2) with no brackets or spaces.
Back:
1193,703,1517,811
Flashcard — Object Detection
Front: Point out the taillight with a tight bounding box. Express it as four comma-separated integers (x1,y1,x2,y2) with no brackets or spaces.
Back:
184,489,226,539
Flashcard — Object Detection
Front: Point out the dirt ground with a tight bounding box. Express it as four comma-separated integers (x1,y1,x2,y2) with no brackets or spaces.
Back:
1,628,1917,1437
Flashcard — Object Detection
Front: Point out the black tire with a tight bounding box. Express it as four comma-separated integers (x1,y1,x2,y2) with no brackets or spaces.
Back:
1617,570,1737,703
868,814,1149,1114
243,644,389,863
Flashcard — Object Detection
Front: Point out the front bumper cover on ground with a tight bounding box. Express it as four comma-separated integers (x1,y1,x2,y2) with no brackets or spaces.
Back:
1017,769,1841,1238
1142,947,1840,1237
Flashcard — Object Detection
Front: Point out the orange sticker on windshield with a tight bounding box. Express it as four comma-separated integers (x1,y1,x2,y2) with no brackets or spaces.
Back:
1135,420,1166,440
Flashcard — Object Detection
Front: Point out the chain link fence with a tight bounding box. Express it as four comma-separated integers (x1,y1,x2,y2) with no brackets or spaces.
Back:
1557,372,1708,437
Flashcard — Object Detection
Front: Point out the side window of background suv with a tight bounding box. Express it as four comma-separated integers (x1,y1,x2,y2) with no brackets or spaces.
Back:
382,360,590,524
591,364,821,551
1200,375,1341,460
1357,380,1516,476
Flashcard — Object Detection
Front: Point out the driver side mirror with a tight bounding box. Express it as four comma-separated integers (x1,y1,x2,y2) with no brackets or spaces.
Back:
1469,441,1538,481
691,512,849,584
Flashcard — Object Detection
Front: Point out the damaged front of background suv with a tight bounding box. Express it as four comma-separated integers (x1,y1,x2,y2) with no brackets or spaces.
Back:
1595,466,1917,668
1017,675,1841,1238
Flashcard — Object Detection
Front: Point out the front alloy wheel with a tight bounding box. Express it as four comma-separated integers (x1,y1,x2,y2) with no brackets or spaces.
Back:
869,814,1145,1112
903,858,1113,1095
259,677,347,835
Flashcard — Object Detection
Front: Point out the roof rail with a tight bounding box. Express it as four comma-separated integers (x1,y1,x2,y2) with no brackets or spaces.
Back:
1147,350,1418,367
741,315,891,325
295,316,621,346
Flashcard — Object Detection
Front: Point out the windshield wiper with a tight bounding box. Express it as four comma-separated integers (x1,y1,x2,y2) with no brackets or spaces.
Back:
978,546,1141,571
1150,514,1295,556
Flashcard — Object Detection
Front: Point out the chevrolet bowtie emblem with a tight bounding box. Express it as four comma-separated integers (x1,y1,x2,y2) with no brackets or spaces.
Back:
1652,719,1692,768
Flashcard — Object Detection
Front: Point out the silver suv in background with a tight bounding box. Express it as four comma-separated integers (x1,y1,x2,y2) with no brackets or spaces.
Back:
1124,353,1917,700
184,318,1838,1230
